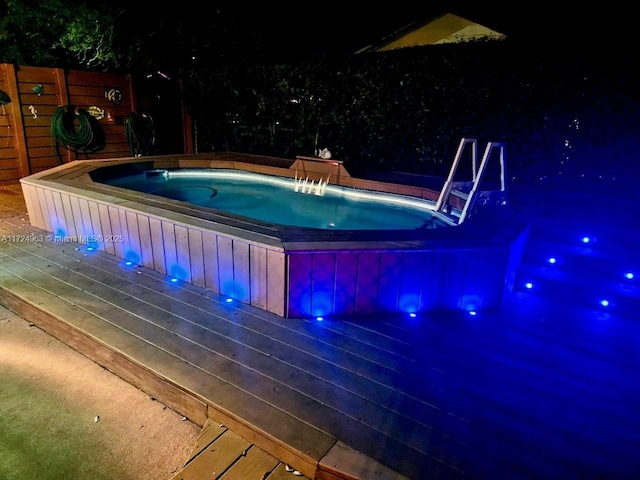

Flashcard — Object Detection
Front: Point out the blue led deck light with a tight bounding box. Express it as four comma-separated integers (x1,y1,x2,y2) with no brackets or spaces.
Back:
316,316,324,322
625,272,634,280
409,312,417,318
600,299,610,307
225,297,233,303
548,257,557,264
525,282,533,289
581,236,590,244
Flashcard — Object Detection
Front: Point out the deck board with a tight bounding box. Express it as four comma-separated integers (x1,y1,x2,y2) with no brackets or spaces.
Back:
0,225,460,466
172,428,251,480
2,183,640,479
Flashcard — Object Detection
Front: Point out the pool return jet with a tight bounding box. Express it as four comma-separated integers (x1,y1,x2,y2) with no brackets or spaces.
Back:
294,171,330,196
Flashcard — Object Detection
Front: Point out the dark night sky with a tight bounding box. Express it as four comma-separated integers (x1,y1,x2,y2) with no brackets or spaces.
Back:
227,3,636,61
126,1,635,68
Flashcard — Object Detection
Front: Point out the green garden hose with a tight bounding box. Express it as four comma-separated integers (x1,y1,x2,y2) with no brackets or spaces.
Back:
125,112,155,156
51,105,105,164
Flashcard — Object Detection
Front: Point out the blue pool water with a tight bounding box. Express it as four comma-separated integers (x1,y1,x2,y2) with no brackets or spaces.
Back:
101,169,450,230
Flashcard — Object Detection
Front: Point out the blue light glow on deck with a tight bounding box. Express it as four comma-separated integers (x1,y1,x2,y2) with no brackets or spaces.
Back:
124,251,140,265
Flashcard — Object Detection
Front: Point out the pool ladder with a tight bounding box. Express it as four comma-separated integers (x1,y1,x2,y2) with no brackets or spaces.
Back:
435,138,507,224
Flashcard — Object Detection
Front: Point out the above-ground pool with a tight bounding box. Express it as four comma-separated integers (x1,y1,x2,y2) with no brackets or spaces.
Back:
98,168,451,231
20,153,530,318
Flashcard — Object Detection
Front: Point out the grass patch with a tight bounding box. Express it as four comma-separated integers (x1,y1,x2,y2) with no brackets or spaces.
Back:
0,370,133,480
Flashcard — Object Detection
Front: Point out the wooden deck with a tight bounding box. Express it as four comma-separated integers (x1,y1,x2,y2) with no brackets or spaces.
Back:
1,183,640,479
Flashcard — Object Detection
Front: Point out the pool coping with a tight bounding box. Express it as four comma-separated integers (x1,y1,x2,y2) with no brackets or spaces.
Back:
21,153,521,250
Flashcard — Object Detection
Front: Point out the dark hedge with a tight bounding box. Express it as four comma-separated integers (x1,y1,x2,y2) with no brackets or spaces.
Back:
182,40,640,195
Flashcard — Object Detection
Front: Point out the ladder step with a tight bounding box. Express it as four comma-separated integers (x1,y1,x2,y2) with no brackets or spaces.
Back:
451,190,469,200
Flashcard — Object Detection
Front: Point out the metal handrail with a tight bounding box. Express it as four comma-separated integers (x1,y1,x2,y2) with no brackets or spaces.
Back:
436,138,506,224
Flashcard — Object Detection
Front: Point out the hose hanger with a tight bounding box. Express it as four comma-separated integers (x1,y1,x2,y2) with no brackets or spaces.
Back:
51,105,106,164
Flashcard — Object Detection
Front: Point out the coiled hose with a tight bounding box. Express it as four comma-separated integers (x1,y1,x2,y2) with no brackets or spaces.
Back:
125,112,155,156
51,105,105,164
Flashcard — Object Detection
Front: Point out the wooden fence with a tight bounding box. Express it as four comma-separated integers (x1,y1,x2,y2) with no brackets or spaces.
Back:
0,63,141,184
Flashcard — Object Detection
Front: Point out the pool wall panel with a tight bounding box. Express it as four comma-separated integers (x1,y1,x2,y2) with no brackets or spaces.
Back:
355,252,382,315
43,189,56,233
126,210,143,266
310,252,336,319
149,217,166,274
232,240,251,303
249,246,267,310
187,228,206,288
79,199,94,246
399,252,425,313
20,156,529,319
137,214,154,270
89,202,106,252
36,187,50,231
69,195,85,242
161,221,178,278
285,246,516,317
378,252,403,312
51,191,65,236
60,194,76,239
287,253,312,317
202,232,219,292
334,253,359,316
217,236,234,298
109,206,125,257
175,225,191,283
23,181,290,317
98,204,115,255
266,250,285,317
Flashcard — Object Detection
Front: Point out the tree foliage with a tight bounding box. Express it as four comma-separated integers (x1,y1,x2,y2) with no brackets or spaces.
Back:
0,0,118,69
0,0,264,72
